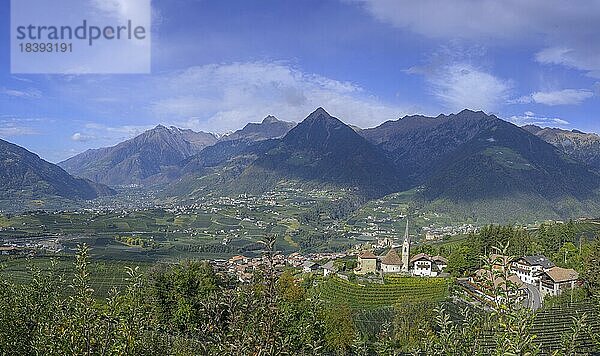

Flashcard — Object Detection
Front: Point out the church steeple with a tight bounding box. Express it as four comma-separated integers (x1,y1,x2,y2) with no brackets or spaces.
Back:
401,219,410,272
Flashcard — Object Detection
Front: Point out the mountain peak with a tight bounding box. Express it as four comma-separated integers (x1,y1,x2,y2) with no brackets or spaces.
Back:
307,107,331,120
262,115,279,124
455,109,488,118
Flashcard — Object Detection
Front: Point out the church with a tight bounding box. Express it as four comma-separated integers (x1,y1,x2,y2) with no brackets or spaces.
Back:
355,220,411,275
354,220,447,276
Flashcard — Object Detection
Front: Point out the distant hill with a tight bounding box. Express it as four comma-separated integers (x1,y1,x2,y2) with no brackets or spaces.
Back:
362,110,600,221
236,108,403,197
60,125,218,186
0,139,114,200
54,108,600,222
219,116,295,142
168,108,404,199
523,125,600,169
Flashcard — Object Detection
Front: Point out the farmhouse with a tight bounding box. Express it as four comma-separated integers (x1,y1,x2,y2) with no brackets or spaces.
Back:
512,255,554,284
354,251,378,275
302,261,319,273
410,253,448,277
538,266,579,299
321,260,338,276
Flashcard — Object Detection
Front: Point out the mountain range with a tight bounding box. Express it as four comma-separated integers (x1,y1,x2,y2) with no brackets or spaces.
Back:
59,125,219,186
4,107,600,221
0,139,113,202
523,125,600,170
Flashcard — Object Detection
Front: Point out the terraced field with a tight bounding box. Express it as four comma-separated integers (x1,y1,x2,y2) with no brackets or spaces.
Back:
475,302,600,353
316,275,449,309
533,303,600,353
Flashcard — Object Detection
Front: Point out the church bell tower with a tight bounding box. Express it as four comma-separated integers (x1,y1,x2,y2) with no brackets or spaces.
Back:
401,219,410,273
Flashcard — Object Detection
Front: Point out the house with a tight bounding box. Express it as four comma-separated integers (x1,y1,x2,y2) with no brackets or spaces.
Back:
321,260,338,276
512,255,555,284
538,266,579,299
302,261,319,273
431,255,448,271
354,251,378,275
410,253,447,277
380,248,403,273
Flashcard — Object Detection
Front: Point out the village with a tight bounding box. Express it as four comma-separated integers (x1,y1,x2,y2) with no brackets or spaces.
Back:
0,212,581,311
206,220,581,311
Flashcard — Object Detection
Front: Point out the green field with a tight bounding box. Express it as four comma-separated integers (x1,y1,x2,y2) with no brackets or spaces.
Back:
0,256,153,298
316,275,449,309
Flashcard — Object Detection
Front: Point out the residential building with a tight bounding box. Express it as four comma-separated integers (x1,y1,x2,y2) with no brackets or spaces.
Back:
321,260,338,276
539,267,579,298
302,261,319,273
512,255,555,284
354,251,378,275
410,253,448,277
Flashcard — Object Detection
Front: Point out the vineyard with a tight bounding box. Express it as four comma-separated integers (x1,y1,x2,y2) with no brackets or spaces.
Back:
316,275,449,309
475,302,600,353
533,303,600,353
0,256,153,298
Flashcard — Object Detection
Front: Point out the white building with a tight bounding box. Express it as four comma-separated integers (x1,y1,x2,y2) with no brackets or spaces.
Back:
410,253,448,277
512,255,554,284
302,261,319,273
539,266,579,299
321,260,337,276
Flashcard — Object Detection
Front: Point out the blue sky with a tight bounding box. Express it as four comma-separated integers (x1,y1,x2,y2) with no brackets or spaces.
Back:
1,0,600,162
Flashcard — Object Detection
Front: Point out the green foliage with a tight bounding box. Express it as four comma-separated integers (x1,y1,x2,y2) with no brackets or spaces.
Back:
543,288,588,308
583,238,600,298
324,305,355,355
1,241,599,355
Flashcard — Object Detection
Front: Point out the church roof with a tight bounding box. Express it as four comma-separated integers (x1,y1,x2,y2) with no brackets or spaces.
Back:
381,248,403,266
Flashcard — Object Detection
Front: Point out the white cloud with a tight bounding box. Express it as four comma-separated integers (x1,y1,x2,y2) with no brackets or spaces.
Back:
90,0,151,24
352,0,600,76
82,123,154,139
532,89,593,106
53,61,415,131
0,117,46,137
410,62,512,112
515,89,594,106
70,132,96,142
0,126,38,137
508,111,569,127
535,47,600,78
0,87,42,99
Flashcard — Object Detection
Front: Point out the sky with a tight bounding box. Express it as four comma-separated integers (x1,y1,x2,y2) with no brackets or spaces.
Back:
1,0,600,162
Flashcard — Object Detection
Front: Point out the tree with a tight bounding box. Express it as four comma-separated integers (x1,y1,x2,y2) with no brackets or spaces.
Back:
324,304,355,355
583,238,600,298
